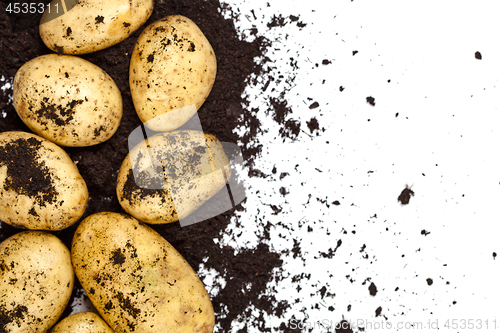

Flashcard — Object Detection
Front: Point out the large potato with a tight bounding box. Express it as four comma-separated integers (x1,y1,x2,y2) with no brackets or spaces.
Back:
116,130,230,224
0,131,88,230
0,231,74,333
13,54,122,147
130,15,217,131
50,312,113,333
72,212,215,333
39,0,154,55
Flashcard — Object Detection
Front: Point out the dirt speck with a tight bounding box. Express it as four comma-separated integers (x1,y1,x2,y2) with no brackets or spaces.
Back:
398,184,415,205
306,117,319,134
95,15,104,24
309,101,319,109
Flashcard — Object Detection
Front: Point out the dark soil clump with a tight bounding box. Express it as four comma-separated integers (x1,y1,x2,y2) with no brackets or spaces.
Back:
398,184,415,205
0,136,57,206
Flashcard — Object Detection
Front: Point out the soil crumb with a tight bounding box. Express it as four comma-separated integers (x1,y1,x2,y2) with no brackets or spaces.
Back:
398,185,415,205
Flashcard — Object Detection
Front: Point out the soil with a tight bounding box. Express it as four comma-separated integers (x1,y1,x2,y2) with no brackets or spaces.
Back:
0,0,285,331
0,136,57,207
397,185,415,205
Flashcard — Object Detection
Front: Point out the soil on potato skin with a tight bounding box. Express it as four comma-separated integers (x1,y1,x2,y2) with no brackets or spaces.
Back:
0,0,283,331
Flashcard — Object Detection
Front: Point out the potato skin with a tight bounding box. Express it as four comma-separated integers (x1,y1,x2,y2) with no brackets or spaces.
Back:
130,15,217,131
13,54,122,147
0,131,88,230
0,231,74,333
50,312,114,333
39,0,154,55
116,130,230,224
72,212,215,333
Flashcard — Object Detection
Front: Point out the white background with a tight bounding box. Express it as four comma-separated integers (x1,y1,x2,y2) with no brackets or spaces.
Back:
208,0,500,332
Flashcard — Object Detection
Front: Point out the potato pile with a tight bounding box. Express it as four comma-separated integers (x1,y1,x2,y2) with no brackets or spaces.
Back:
0,0,229,331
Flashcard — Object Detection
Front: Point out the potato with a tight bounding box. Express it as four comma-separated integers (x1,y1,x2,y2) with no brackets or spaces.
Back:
39,0,154,55
116,130,230,224
129,15,217,131
72,212,215,333
0,131,88,230
50,312,114,333
0,231,74,333
13,54,122,147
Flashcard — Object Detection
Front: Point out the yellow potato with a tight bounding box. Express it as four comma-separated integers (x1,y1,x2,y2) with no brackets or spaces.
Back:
116,130,230,224
130,15,217,131
72,212,215,333
0,231,74,333
51,312,114,333
0,131,88,230
13,54,122,147
39,0,154,55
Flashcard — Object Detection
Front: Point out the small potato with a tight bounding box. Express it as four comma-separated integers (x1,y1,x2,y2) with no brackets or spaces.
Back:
51,312,114,333
0,231,74,333
130,15,217,131
13,54,122,147
72,212,215,333
39,0,154,55
116,130,230,224
0,131,88,230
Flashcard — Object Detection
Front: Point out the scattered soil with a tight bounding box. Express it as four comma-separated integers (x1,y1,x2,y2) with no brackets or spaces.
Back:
0,0,284,331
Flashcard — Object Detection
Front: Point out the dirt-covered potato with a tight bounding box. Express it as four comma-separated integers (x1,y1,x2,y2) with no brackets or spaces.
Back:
129,15,217,131
72,212,215,333
50,312,114,333
116,130,230,224
0,231,74,333
0,131,88,230
39,0,154,55
13,54,122,147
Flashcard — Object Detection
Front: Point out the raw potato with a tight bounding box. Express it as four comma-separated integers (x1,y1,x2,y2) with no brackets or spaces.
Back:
116,130,230,224
0,231,74,333
0,131,88,230
39,0,154,55
72,212,215,333
50,312,114,333
130,15,217,131
13,54,122,147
